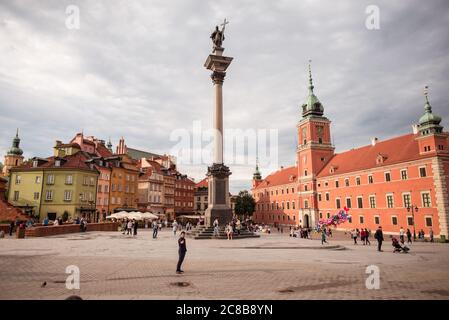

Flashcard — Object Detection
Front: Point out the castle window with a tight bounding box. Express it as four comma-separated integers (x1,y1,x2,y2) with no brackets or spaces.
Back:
356,177,361,185
15,175,21,184
402,193,411,208
359,216,364,224
345,178,349,187
368,175,373,184
292,201,295,209
318,138,323,144
385,172,391,182
13,191,19,201
369,195,376,208
400,169,408,180
419,167,427,178
374,216,380,225
425,217,433,227
304,170,307,176
287,202,290,209
357,196,363,208
391,216,398,226
318,193,322,201
304,200,309,208
336,198,341,209
304,185,308,191
421,192,431,207
386,194,394,208
325,192,330,201
335,180,339,188
346,198,352,209
319,212,323,219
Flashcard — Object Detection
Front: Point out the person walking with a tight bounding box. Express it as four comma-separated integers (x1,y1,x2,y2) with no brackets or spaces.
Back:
172,220,178,237
133,219,138,236
429,229,434,243
399,227,405,244
152,220,158,239
321,228,328,245
365,228,371,245
176,231,187,274
352,229,358,245
360,229,366,245
374,226,384,252
9,220,15,236
127,220,133,235
406,228,412,244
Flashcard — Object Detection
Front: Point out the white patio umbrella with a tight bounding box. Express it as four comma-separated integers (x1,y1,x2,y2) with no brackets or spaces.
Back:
141,212,158,220
115,211,129,219
106,213,117,219
127,212,143,220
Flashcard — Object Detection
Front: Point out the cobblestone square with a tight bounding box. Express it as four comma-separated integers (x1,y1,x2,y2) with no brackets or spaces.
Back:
1,229,449,300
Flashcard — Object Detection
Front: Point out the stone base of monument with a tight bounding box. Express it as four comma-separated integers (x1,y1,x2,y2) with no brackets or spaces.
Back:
187,226,260,240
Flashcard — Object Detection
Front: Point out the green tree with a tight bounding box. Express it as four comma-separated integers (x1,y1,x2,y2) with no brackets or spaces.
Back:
234,190,256,218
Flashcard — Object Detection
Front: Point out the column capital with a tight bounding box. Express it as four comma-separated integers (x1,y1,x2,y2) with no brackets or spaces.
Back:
211,71,226,85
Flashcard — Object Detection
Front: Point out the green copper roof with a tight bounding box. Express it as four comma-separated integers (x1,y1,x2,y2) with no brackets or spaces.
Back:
301,61,324,117
419,94,441,125
7,129,23,156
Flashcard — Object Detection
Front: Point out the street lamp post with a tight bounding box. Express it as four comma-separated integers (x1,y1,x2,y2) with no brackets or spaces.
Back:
407,205,419,240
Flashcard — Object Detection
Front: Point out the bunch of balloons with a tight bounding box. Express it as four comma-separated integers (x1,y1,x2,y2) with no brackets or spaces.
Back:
315,207,351,232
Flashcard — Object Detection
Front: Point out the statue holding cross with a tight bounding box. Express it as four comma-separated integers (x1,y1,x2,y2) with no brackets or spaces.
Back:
210,18,229,50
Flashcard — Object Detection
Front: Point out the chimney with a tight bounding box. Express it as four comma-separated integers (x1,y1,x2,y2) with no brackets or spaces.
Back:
371,137,378,146
412,124,419,134
55,140,62,146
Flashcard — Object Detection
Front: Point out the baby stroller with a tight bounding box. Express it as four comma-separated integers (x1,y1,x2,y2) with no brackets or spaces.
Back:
392,237,410,253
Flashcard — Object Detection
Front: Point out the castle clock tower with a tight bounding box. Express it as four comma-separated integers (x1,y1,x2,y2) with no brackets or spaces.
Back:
296,63,334,228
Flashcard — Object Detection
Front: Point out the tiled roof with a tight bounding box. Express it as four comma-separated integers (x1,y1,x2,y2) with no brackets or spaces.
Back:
0,199,29,222
317,133,434,178
12,152,97,172
253,166,297,189
96,143,113,158
195,177,208,189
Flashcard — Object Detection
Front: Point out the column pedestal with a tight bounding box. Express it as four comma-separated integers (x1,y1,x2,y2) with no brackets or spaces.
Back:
204,163,232,227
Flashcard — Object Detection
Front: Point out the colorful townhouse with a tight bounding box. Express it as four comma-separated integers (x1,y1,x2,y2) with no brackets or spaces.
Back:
8,145,99,221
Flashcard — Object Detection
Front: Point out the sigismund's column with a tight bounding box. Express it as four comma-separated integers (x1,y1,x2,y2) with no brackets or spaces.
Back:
203,21,233,227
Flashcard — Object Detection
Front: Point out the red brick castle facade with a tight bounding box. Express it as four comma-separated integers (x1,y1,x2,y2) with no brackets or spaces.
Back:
252,65,449,239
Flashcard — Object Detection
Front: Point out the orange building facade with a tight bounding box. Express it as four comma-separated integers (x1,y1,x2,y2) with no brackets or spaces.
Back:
252,66,449,238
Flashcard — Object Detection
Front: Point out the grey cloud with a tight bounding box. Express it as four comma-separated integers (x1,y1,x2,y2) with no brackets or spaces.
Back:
1,0,448,193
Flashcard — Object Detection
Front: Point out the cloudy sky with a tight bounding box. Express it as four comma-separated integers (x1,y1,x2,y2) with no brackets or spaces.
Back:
1,0,448,193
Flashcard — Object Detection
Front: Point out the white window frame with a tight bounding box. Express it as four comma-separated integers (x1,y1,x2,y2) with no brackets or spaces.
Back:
368,174,374,184
369,195,376,208
386,193,394,208
65,174,73,185
419,166,427,178
47,174,54,185
374,215,380,225
64,190,72,201
402,192,411,208
384,171,391,182
406,215,414,226
424,215,433,227
391,215,398,226
421,191,431,208
45,190,53,201
400,169,408,180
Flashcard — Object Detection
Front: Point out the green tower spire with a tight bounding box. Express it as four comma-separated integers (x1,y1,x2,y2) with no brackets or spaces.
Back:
418,86,443,135
301,60,324,118
253,157,262,180
107,137,113,152
8,128,23,156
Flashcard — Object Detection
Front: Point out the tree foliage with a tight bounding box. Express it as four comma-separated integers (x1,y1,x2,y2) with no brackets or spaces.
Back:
234,190,256,217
